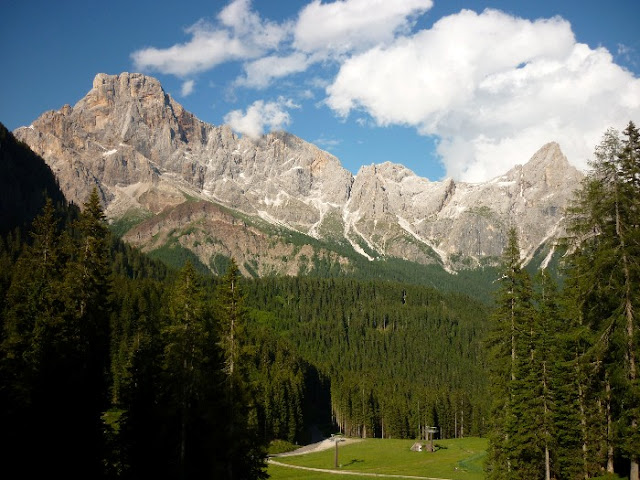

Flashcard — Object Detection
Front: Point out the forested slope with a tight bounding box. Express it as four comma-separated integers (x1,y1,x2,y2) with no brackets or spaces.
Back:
0,122,66,235
245,277,490,440
0,124,493,478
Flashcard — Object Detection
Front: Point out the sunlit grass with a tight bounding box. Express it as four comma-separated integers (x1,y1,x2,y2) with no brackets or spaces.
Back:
268,437,487,480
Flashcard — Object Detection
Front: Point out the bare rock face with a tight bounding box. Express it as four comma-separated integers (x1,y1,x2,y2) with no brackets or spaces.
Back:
342,141,582,268
15,73,352,222
15,72,583,273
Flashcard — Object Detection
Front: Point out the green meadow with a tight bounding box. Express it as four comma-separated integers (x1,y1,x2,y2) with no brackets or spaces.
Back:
268,437,488,480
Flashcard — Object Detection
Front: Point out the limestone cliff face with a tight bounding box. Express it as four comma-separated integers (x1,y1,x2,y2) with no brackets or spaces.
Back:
15,72,583,273
345,142,582,267
15,73,352,224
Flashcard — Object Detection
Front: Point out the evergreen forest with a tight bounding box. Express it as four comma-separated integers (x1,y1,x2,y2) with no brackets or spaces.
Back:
0,121,638,480
485,122,640,480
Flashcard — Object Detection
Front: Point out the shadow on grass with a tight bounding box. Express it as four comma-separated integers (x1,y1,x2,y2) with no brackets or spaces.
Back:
342,459,365,468
457,451,487,474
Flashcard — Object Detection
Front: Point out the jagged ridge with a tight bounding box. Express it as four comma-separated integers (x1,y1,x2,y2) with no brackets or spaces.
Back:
14,72,583,274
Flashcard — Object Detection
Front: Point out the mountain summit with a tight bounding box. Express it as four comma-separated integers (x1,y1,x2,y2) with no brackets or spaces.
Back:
15,72,583,274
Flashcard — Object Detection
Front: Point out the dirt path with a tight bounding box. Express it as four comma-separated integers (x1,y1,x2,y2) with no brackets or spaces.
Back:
273,438,362,457
268,458,453,480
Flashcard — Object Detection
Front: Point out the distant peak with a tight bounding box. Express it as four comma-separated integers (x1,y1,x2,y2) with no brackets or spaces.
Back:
526,141,569,169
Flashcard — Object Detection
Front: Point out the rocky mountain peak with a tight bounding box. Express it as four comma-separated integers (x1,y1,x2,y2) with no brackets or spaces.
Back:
503,141,578,188
523,141,577,188
371,161,418,183
14,72,585,274
88,73,171,116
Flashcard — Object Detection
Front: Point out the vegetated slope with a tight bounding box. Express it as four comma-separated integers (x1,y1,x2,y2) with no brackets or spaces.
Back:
0,192,274,478
244,276,490,440
120,193,501,301
0,133,491,480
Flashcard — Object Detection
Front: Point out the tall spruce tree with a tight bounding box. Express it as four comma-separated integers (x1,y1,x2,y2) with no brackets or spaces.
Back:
486,227,535,479
60,187,112,477
565,123,640,479
0,199,64,475
531,270,561,480
2,198,60,379
163,261,210,478
617,121,640,479
215,259,267,480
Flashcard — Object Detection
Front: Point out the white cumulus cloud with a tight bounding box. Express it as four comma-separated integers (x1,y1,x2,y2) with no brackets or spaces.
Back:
326,9,640,181
236,53,310,89
131,0,288,76
218,0,290,50
294,0,432,55
131,25,252,76
224,97,299,138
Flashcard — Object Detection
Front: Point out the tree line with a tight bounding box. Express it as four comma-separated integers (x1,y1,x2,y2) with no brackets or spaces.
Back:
486,121,640,480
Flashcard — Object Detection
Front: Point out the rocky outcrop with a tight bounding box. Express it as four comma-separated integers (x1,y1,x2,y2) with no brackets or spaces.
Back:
15,72,583,273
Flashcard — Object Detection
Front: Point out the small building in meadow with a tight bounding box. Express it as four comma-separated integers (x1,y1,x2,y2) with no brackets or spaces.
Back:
410,442,424,452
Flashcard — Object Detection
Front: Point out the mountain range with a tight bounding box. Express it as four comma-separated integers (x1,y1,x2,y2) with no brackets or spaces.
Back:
14,72,583,276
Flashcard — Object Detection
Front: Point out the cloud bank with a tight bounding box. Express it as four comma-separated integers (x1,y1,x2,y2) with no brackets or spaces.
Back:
325,9,640,181
131,0,640,181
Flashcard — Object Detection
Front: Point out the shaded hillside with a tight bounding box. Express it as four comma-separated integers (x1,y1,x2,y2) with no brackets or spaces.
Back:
0,122,66,235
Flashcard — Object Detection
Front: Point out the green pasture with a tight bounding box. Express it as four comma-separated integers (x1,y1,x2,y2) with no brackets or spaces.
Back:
268,437,488,480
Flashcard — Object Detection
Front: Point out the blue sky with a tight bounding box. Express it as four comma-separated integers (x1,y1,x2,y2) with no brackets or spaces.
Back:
1,0,639,182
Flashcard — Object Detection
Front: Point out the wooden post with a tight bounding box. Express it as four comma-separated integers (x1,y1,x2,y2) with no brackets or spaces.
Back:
332,434,343,468
427,426,438,452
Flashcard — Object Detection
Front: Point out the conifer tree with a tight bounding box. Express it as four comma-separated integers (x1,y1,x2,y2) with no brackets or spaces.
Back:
2,198,60,374
60,187,112,477
485,227,535,479
0,198,63,474
163,261,210,478
216,259,266,480
532,270,561,480
565,123,640,479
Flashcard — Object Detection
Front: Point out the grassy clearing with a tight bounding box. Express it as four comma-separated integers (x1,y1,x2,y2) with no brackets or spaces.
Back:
109,208,153,237
268,437,487,480
268,463,380,479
